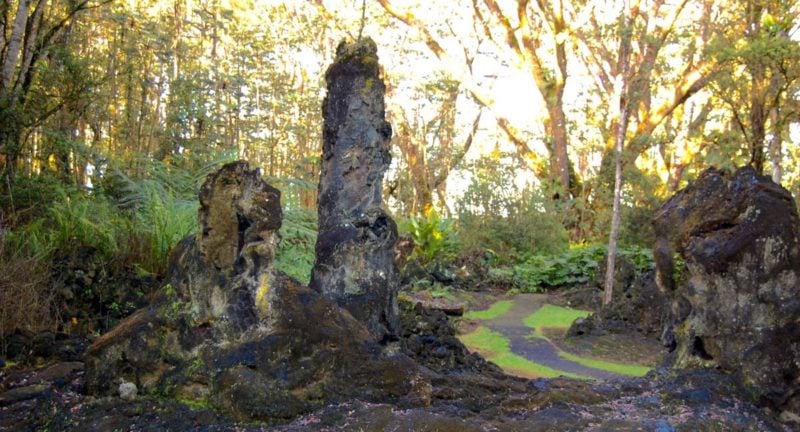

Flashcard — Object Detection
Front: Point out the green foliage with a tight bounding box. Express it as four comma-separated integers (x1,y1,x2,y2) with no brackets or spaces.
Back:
618,245,656,273
274,206,317,284
0,174,65,226
271,177,318,284
109,168,199,275
401,210,459,265
5,190,122,262
498,244,654,293
455,153,569,261
4,156,233,276
506,245,606,292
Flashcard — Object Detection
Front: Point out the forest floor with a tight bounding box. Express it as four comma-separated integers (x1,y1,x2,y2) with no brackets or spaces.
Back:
408,291,662,380
0,289,792,431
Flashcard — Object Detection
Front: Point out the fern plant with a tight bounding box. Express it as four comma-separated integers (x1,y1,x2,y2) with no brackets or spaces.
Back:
269,177,318,284
402,210,459,265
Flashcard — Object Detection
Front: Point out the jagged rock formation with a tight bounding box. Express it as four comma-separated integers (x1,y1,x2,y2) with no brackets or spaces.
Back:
653,166,800,412
84,161,426,421
567,269,670,338
310,38,399,341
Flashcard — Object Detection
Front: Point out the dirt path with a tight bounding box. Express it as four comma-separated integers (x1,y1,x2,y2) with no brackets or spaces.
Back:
483,294,626,380
463,293,655,380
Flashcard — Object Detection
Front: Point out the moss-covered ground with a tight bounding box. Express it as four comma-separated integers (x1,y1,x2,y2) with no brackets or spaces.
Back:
458,296,656,379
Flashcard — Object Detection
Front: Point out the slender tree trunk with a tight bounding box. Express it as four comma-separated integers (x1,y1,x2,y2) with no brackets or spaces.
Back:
769,106,782,183
746,0,766,174
604,0,634,306
1,0,29,91
749,86,766,174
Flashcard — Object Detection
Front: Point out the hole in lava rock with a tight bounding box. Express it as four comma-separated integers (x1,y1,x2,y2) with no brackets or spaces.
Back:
237,214,251,252
692,336,714,360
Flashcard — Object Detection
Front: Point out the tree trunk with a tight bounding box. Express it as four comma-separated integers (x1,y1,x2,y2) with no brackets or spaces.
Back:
749,88,766,174
768,106,782,183
604,0,634,306
548,100,571,198
1,0,30,91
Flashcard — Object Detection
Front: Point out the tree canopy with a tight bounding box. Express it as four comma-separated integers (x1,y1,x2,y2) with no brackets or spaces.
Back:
0,0,798,239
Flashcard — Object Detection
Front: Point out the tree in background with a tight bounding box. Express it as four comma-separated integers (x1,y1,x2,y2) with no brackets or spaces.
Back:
386,76,483,215
710,0,800,179
0,0,108,181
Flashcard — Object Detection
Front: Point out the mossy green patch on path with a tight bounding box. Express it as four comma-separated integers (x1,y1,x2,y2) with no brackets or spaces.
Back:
460,326,588,379
523,304,590,338
463,300,514,320
458,294,656,380
522,303,651,377
557,350,651,377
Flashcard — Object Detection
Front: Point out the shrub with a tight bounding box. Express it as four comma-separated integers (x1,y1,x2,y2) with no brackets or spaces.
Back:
401,209,459,265
454,152,569,262
504,244,654,293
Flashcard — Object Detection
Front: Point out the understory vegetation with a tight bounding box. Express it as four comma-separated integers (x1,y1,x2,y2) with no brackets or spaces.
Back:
1,0,797,364
0,156,658,338
0,166,655,340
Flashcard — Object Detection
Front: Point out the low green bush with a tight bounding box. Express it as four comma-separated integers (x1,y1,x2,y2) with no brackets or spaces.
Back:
497,244,654,293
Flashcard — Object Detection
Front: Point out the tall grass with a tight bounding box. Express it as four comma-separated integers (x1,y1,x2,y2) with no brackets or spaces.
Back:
0,155,235,336
0,219,56,339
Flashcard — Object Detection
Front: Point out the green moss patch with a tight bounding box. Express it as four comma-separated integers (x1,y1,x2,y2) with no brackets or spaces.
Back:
459,326,587,379
523,304,590,337
463,300,515,320
557,350,651,377
523,304,651,376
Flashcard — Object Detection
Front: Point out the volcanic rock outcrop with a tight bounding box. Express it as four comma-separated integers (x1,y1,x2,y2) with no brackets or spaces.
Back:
653,166,800,411
84,161,425,421
310,38,399,341
83,39,447,423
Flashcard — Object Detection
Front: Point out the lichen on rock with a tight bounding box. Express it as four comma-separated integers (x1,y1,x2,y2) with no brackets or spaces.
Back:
85,161,426,422
653,166,800,412
310,37,399,342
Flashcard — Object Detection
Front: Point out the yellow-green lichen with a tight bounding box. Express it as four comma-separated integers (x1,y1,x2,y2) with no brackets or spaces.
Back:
255,273,271,316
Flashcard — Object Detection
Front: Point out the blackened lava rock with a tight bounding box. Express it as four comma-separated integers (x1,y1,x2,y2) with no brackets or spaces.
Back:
85,161,427,423
398,299,503,376
653,166,800,412
566,270,670,338
309,38,399,342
